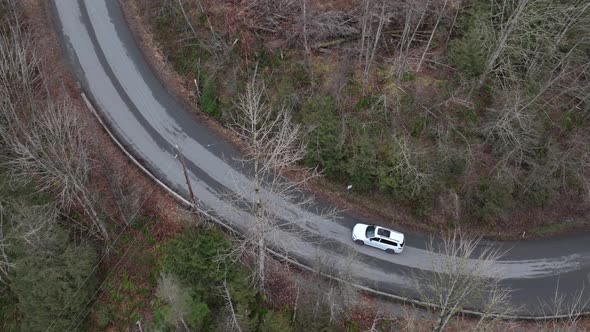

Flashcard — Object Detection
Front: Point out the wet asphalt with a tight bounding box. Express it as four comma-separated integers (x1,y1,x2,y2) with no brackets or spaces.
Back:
51,0,590,315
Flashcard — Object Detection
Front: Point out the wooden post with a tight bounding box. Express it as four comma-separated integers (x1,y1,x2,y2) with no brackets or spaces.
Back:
174,145,201,219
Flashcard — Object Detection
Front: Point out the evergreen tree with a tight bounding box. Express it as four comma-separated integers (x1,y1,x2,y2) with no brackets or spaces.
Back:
10,226,97,332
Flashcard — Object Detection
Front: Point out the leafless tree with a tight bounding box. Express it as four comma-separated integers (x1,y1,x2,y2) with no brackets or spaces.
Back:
537,285,590,332
391,0,431,79
481,87,541,182
0,23,40,110
0,23,109,242
221,279,244,332
98,155,145,226
1,101,110,242
156,273,193,331
417,0,448,72
0,197,64,284
228,69,321,291
412,231,513,332
472,0,590,92
0,202,11,283
381,134,435,198
358,0,390,83
474,0,529,90
310,247,360,324
301,0,309,53
218,278,257,332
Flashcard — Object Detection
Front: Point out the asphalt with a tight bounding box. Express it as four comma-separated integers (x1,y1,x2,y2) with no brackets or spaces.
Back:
51,0,590,316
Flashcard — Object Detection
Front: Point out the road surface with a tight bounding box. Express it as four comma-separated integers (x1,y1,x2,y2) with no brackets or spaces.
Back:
51,0,590,316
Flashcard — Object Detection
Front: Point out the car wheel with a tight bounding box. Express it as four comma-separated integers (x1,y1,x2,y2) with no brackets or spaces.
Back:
354,240,364,245
385,249,396,254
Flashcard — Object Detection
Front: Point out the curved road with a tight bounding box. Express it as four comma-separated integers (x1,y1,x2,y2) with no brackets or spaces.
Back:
52,0,590,316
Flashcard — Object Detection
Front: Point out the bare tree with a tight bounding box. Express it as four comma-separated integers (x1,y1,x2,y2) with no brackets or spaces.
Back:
156,273,193,331
0,202,11,283
392,0,431,79
417,0,448,72
311,247,360,324
97,153,147,227
218,278,256,332
0,22,109,242
380,134,435,198
481,86,541,181
359,0,390,84
471,0,590,92
475,0,529,90
301,0,310,53
1,101,110,242
229,69,320,291
538,285,590,332
412,231,512,332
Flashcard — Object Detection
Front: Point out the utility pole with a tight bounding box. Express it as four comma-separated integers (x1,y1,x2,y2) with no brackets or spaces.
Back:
174,145,201,220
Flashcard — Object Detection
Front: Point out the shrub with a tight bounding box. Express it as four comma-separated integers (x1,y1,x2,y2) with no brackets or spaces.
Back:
260,310,294,332
171,43,210,78
200,78,220,117
468,177,513,222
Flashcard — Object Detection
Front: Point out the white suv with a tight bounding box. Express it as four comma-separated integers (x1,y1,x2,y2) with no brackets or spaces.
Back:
352,223,405,254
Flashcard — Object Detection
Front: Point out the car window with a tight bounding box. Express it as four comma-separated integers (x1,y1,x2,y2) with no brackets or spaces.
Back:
366,226,375,238
377,228,391,237
381,239,397,246
370,237,379,241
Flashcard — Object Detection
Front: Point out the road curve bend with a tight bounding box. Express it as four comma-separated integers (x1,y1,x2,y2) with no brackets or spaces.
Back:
51,0,590,317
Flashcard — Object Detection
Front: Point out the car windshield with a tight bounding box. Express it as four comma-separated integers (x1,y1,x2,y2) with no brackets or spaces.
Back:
366,226,375,238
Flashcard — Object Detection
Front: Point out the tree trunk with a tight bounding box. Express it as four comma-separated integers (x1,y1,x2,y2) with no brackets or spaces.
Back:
258,236,266,289
417,0,448,72
432,311,452,332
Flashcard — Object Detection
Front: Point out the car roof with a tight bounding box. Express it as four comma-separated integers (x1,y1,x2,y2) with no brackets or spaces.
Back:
375,226,404,242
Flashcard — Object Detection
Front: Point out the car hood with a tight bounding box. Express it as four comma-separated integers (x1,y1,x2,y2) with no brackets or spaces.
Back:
353,223,368,240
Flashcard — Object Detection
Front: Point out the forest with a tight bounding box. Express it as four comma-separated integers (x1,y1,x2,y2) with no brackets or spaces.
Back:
0,0,589,331
132,0,590,236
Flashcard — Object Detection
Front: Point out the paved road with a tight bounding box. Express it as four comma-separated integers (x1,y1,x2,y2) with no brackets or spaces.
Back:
52,0,590,316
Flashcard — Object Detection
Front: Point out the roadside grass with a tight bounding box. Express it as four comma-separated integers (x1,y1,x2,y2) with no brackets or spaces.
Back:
529,223,571,237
